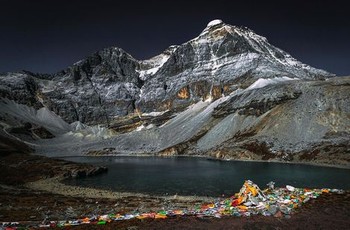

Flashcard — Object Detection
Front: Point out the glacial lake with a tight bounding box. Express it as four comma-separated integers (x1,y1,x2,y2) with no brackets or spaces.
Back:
64,156,350,197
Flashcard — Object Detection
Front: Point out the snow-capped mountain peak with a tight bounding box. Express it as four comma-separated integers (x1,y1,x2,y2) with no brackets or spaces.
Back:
207,19,224,27
1,19,348,166
0,20,335,126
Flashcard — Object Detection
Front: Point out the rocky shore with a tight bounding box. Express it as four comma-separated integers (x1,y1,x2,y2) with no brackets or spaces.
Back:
0,150,210,223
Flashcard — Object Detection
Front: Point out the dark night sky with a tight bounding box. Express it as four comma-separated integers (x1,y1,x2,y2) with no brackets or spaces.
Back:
1,0,349,75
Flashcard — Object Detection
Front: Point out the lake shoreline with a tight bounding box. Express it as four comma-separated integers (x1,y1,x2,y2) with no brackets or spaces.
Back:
55,153,350,169
26,176,215,202
1,151,350,229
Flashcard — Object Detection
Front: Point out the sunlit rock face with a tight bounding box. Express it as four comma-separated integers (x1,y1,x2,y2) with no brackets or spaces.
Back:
1,20,349,166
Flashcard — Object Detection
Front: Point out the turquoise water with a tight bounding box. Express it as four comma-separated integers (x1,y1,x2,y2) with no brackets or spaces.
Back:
64,156,350,196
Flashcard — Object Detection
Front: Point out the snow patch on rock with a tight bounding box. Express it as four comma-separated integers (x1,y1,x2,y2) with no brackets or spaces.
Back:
137,47,177,80
207,19,223,27
135,123,155,132
142,110,169,117
247,77,298,90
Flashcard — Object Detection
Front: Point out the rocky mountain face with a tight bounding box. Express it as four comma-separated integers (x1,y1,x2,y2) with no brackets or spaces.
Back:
0,20,349,167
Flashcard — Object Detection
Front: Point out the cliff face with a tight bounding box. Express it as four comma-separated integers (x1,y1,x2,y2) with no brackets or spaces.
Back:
0,20,333,125
0,20,348,167
137,20,331,113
